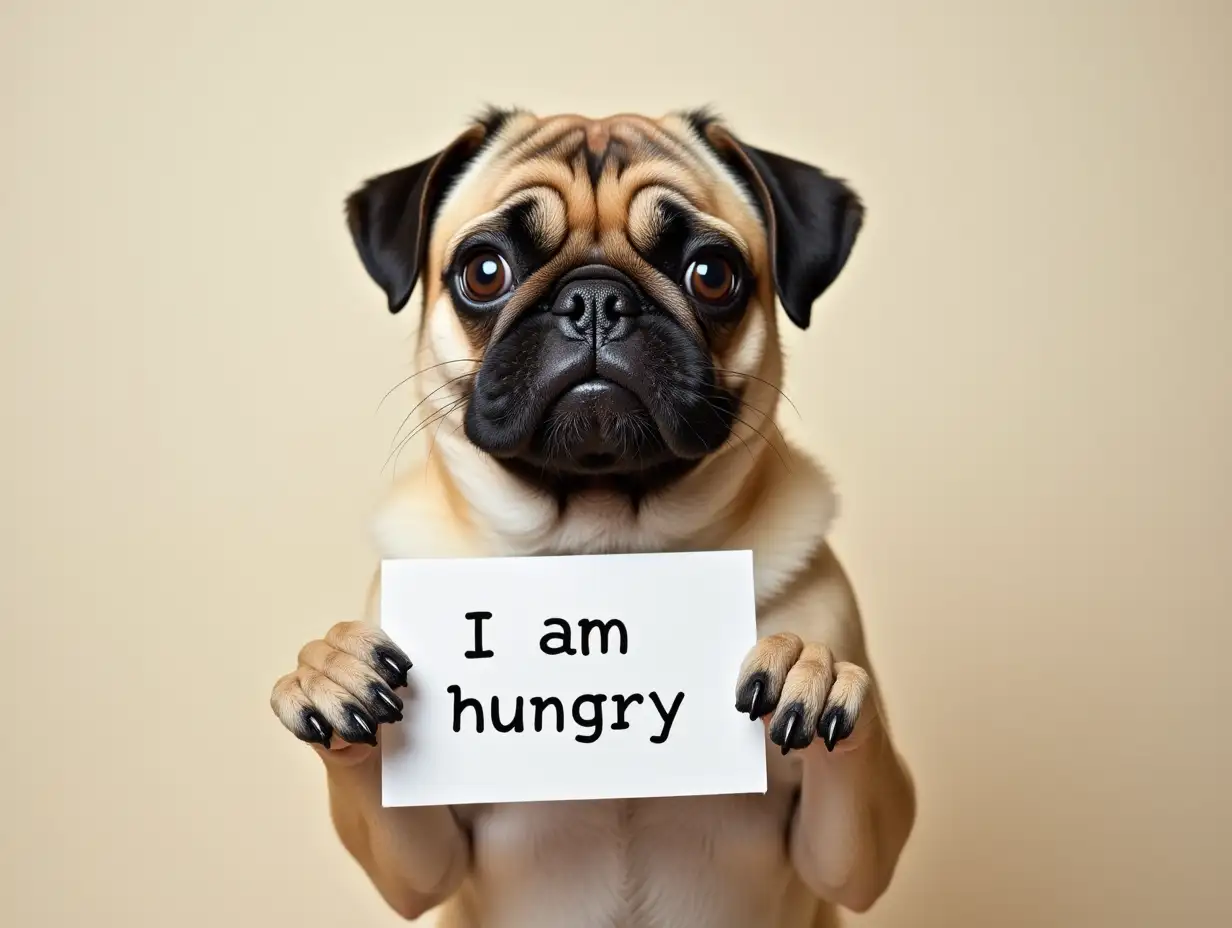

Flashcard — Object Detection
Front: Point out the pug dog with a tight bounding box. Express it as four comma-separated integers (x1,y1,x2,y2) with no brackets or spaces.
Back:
270,108,915,928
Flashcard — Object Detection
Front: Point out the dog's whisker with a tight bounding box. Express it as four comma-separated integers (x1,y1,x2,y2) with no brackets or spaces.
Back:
735,410,795,468
724,413,772,464
424,393,469,477
390,401,466,478
401,395,469,451
385,394,470,477
703,386,794,454
710,408,756,461
731,414,793,473
699,387,795,471
711,368,801,419
376,358,481,413
694,391,793,472
388,372,478,453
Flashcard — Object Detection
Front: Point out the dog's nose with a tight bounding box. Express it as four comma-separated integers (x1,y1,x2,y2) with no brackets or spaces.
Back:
550,269,641,344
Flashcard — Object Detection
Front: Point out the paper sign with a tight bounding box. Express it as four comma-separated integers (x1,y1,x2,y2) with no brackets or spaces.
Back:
379,550,766,807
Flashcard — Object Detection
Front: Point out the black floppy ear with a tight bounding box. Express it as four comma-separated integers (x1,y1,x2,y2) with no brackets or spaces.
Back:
695,118,864,330
345,113,508,313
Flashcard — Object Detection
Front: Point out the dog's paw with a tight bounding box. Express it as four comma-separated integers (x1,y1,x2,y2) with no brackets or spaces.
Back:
270,621,412,754
734,633,870,754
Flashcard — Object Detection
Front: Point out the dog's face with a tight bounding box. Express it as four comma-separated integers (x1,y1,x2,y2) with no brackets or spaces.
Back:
346,109,862,498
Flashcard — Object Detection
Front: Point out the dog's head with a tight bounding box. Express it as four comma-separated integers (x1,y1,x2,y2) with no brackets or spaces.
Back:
346,109,862,497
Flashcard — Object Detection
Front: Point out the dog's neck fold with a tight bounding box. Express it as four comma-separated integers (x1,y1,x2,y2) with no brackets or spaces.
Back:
370,438,839,608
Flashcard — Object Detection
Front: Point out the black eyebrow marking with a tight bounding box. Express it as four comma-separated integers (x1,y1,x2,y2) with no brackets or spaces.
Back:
640,198,695,279
446,187,566,267
630,187,736,259
505,198,555,267
627,180,703,213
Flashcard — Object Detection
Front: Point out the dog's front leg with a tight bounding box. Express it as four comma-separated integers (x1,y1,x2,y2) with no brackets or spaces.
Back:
270,621,468,919
736,634,916,913
788,683,915,912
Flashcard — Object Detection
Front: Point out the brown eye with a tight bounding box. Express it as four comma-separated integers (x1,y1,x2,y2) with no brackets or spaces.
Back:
461,251,513,302
685,255,736,304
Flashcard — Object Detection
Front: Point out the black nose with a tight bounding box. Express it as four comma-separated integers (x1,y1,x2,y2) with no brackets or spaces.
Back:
551,267,641,345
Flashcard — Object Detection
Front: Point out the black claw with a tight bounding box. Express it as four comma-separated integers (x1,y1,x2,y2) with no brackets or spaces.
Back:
299,709,333,749
735,672,772,720
373,646,412,689
818,706,856,752
769,703,815,754
342,704,379,746
369,682,404,724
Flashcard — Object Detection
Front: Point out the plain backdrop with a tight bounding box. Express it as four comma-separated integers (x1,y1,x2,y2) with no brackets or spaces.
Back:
2,2,1230,926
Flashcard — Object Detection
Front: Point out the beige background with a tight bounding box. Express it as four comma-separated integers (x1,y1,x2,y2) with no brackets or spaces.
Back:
3,1,1230,926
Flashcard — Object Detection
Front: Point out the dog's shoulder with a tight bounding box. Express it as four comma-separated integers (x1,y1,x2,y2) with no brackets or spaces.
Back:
733,447,868,660
728,442,841,605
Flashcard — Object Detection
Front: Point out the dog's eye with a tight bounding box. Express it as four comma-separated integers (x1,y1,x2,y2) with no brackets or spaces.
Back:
685,255,736,305
461,251,513,303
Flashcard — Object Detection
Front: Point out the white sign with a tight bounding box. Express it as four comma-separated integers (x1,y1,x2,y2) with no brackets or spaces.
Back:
379,550,766,807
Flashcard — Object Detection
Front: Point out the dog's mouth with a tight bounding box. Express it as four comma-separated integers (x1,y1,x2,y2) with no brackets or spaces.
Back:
465,349,739,485
527,378,670,475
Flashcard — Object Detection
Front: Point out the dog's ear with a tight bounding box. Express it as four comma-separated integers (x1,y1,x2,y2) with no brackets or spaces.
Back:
692,115,864,330
345,110,512,314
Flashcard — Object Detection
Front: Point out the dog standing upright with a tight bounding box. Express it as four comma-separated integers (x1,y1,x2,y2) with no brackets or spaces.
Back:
270,108,915,928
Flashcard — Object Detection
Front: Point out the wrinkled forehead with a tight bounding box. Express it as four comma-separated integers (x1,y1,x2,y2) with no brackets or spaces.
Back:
425,112,767,276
